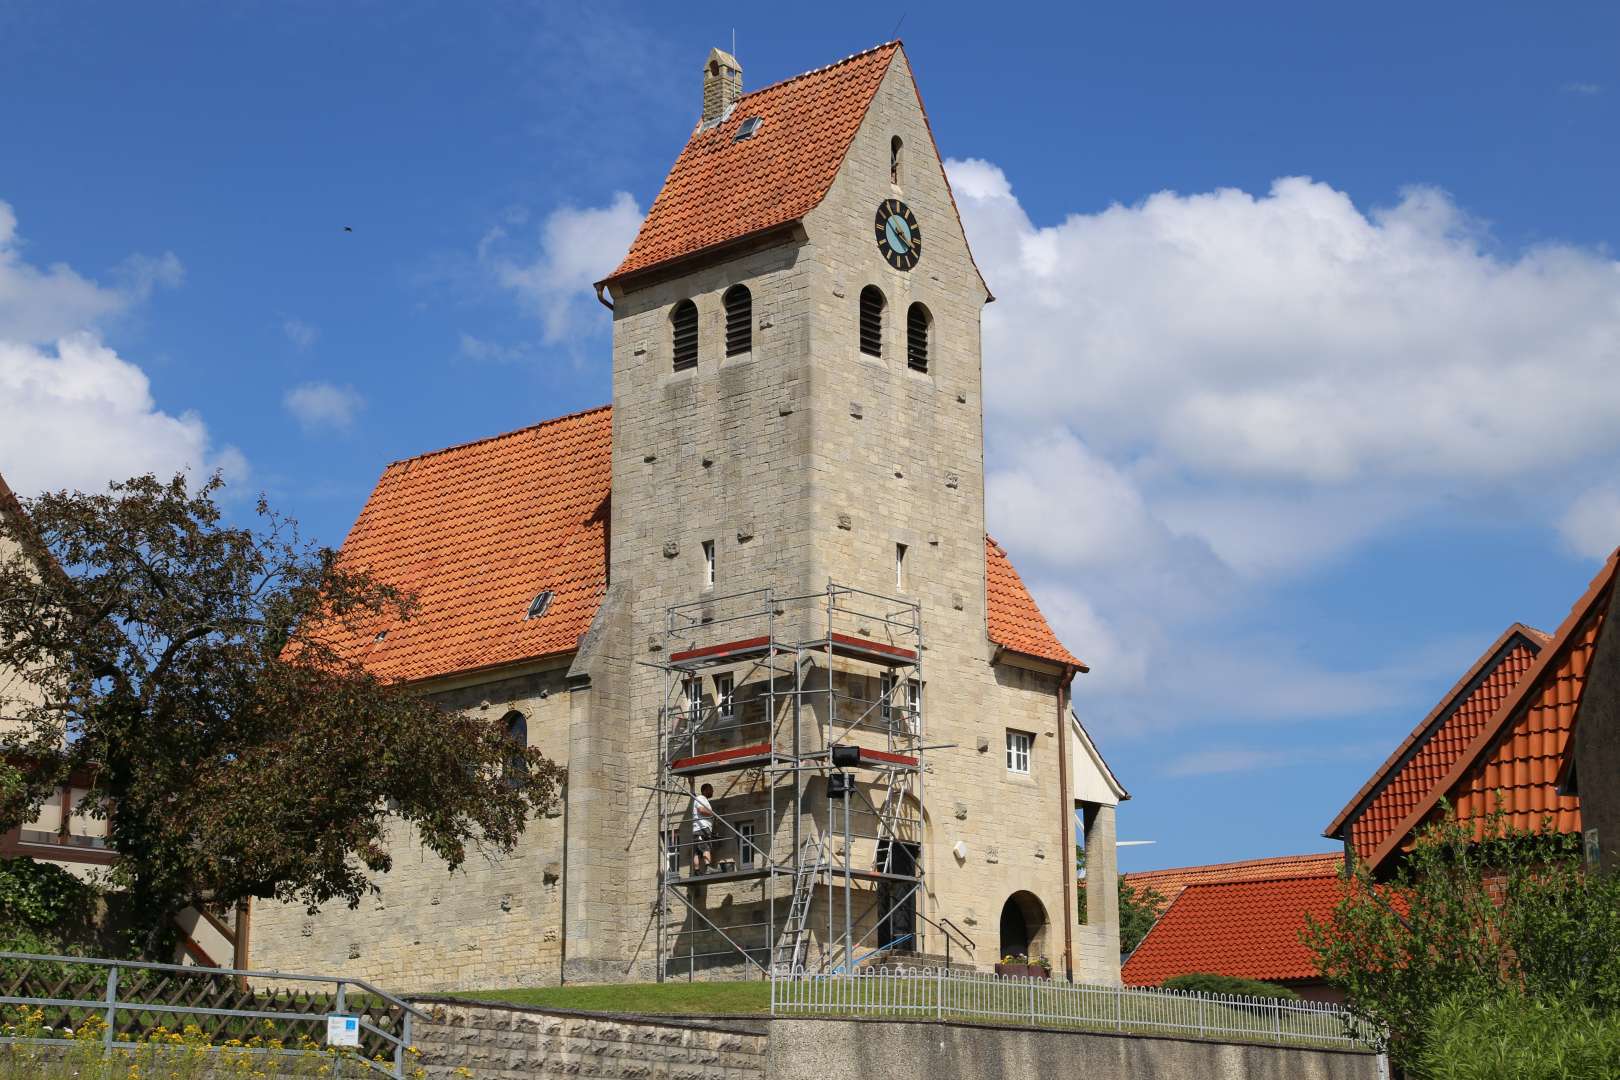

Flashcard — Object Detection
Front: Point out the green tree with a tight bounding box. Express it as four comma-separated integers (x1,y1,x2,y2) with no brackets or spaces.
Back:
0,473,565,956
1304,807,1620,1071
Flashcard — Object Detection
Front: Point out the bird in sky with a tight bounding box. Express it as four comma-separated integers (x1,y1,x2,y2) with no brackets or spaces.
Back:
343,226,353,232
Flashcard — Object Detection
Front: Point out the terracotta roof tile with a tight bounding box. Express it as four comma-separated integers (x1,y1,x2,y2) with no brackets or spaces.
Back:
1337,632,1542,862
1366,551,1619,870
321,406,612,684
324,408,1073,685
1123,853,1342,916
1122,873,1346,986
602,43,900,284
985,536,1084,670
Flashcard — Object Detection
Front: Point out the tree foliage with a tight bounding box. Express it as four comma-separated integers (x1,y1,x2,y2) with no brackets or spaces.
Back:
1075,843,1165,957
0,473,565,955
1159,972,1300,1000
1304,807,1620,1070
1414,992,1620,1080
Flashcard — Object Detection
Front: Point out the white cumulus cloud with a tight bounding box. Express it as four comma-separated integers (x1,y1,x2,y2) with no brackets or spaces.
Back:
949,158,1620,747
481,193,642,348
283,382,364,432
0,200,238,496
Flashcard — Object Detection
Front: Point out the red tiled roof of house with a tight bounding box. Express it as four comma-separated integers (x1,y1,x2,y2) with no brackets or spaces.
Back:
1325,626,1546,862
322,406,613,684
1123,853,1342,916
1122,873,1346,987
1366,551,1619,870
325,408,1078,684
602,43,901,285
985,537,1085,670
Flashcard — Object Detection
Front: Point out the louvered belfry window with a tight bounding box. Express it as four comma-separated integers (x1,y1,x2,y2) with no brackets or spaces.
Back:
859,285,885,357
723,284,752,356
670,299,699,371
907,303,930,372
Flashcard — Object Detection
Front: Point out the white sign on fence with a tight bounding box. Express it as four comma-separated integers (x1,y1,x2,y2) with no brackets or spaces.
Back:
326,1014,360,1047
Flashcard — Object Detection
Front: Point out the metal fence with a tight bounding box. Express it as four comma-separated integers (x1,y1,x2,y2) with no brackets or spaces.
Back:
0,952,428,1078
771,966,1379,1051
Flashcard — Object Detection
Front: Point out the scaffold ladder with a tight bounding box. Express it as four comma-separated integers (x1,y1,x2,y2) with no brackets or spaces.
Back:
772,837,827,974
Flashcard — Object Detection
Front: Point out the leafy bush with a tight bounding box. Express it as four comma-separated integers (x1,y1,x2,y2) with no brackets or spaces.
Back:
1415,993,1620,1080
1160,973,1300,1000
0,857,99,954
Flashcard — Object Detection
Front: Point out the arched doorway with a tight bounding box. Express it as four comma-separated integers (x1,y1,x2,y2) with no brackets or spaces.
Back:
999,891,1049,959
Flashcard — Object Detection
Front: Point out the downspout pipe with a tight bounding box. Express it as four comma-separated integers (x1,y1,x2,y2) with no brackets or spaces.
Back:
1055,664,1077,983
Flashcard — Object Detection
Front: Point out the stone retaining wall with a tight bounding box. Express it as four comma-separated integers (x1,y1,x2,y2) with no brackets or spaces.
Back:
409,999,1383,1080
410,1000,768,1080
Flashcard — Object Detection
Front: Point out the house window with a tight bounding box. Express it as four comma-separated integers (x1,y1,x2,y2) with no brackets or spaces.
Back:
903,678,921,734
714,673,735,723
501,711,528,789
665,828,681,874
738,820,757,868
880,672,895,727
671,299,699,371
723,284,752,356
1006,730,1032,774
906,303,930,373
895,542,908,591
890,136,902,185
702,540,716,588
859,286,885,357
683,675,702,729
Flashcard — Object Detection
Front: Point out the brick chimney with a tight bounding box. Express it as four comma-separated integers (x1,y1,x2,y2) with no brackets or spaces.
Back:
702,47,742,125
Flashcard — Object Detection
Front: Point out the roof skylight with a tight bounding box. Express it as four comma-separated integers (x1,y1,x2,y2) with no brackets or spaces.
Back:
733,116,763,142
526,590,554,621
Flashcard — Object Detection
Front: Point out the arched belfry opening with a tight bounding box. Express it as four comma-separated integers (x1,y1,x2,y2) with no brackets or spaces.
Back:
999,891,1049,959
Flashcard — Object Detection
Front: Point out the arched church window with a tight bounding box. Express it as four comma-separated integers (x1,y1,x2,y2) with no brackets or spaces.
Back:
907,303,931,373
723,284,752,356
890,136,903,185
501,710,528,789
859,286,886,358
671,299,699,371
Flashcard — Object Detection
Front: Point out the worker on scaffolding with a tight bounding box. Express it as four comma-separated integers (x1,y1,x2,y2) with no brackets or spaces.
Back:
689,782,717,875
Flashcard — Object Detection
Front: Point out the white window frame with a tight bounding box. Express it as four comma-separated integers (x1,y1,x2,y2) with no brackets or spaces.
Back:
665,828,681,874
904,678,921,734
1006,729,1032,775
737,819,757,868
702,540,716,588
895,542,908,592
880,672,895,726
683,675,701,728
714,672,735,723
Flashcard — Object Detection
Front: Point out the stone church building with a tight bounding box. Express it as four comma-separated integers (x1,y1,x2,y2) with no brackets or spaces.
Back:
250,41,1128,989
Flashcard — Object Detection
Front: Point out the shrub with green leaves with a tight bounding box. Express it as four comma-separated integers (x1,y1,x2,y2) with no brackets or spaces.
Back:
1160,973,1300,1000
1415,993,1620,1080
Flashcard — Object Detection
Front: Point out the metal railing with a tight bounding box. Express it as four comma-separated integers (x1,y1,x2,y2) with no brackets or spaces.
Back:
0,952,428,1078
771,966,1378,1051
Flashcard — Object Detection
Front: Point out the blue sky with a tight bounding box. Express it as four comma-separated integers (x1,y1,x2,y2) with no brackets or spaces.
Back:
2,1,1618,873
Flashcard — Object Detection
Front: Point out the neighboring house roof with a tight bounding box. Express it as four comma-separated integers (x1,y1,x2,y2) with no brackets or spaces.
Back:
985,537,1085,670
1122,872,1345,987
326,407,1080,685
1123,853,1342,916
1363,551,1618,871
1324,624,1547,862
601,43,901,286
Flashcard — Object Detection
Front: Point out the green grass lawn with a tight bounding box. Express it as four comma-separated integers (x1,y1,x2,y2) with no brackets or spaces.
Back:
439,981,773,1016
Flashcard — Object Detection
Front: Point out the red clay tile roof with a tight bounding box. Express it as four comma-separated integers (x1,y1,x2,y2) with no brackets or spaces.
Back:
1366,552,1619,870
1123,853,1342,916
602,43,901,285
1122,873,1346,987
985,536,1085,670
1325,626,1545,862
323,406,612,684
326,408,1076,684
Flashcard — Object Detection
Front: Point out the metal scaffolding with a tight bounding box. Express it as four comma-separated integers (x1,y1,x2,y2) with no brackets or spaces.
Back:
653,582,929,979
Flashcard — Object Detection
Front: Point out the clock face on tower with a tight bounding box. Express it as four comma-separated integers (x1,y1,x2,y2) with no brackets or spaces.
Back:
874,199,922,270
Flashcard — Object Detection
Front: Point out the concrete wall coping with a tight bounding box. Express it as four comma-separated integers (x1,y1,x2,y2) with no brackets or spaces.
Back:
407,995,770,1036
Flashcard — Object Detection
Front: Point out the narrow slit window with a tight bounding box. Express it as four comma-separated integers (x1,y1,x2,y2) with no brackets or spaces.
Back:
501,711,529,789
671,299,699,371
859,285,885,357
880,672,895,726
737,820,757,868
895,542,908,591
723,284,752,356
907,303,931,373
702,540,716,588
714,672,735,723
890,135,903,185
